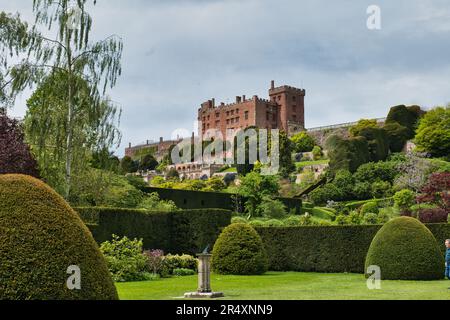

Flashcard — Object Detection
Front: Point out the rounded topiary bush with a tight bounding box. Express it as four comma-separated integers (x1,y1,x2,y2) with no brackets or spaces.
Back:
212,223,268,275
0,175,118,300
365,216,444,280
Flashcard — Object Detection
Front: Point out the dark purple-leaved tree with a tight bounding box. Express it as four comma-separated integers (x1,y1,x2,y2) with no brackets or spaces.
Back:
0,112,39,177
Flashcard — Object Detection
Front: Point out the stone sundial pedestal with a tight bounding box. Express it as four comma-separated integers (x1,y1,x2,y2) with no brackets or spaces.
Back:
184,253,224,299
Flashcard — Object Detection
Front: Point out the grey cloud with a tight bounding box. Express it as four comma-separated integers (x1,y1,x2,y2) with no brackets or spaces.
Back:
4,0,450,155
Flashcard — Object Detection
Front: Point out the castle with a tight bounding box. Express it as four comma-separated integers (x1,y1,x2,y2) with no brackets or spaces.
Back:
125,81,306,159
198,80,306,139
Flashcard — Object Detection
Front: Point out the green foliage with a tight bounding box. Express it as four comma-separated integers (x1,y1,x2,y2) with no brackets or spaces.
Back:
0,174,117,300
232,216,248,224
386,105,422,138
257,197,287,219
257,223,450,273
371,180,393,199
360,202,379,215
166,168,180,180
354,161,399,185
100,235,149,282
312,146,323,160
212,224,268,275
249,220,266,228
265,219,286,227
25,72,121,196
120,156,138,174
350,119,378,137
394,189,416,211
138,154,158,171
358,127,389,162
365,217,444,280
384,122,410,153
76,207,232,255
138,192,178,211
415,106,450,158
291,131,315,153
310,183,343,205
326,134,370,173
173,268,196,277
237,171,280,217
363,213,379,225
161,254,198,276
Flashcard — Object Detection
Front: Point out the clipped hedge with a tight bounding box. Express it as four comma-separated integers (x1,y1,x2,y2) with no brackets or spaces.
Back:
0,175,117,300
256,223,450,273
75,207,231,255
365,217,444,280
212,224,268,275
145,187,302,214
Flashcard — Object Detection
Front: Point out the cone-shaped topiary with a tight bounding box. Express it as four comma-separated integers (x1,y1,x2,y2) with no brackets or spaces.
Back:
0,175,118,300
365,216,444,280
212,223,268,275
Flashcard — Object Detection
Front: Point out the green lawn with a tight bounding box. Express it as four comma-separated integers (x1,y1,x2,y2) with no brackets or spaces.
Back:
296,160,330,170
116,272,450,300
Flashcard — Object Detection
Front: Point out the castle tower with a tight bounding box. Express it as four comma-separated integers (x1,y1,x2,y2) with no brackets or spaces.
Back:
268,80,306,133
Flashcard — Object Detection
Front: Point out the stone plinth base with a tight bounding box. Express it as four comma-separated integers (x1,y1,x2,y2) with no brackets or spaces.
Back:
184,292,224,299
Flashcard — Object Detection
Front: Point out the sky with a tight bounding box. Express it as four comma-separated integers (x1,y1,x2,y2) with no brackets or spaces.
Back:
3,0,450,156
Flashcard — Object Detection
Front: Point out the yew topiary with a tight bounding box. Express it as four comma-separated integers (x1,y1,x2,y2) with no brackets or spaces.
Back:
212,223,268,275
0,174,118,300
365,217,444,280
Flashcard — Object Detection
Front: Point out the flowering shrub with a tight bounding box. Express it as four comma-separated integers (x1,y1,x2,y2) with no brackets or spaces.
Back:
100,235,149,282
417,173,450,211
144,249,165,275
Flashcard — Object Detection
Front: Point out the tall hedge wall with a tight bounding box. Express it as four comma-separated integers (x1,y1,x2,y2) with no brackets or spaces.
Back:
256,223,450,274
75,207,231,255
144,187,302,214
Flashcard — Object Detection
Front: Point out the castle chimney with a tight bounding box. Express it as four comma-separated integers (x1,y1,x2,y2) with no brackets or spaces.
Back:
129,143,131,148
271,80,275,90
242,95,246,101
146,140,149,145
212,99,215,108
160,137,163,143
236,96,242,103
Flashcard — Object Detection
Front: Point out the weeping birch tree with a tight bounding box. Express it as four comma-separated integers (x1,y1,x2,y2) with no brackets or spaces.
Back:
2,1,123,198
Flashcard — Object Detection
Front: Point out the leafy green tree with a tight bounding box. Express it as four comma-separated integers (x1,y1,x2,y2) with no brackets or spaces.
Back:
386,105,423,138
25,72,120,194
394,189,416,211
237,171,280,218
384,122,410,153
415,106,450,158
326,134,370,173
291,131,315,153
120,156,138,174
3,1,123,199
358,127,389,162
138,154,158,171
350,119,378,137
90,148,120,173
312,146,323,160
0,13,35,109
166,168,180,180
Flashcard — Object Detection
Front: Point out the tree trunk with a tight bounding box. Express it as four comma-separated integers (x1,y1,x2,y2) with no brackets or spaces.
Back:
65,19,74,200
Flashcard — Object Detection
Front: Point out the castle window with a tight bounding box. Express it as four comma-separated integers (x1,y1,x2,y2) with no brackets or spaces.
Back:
278,96,282,101
231,110,234,116
236,109,240,114
216,113,220,118
227,119,230,125
293,105,297,113
293,96,296,102
293,115,297,121
245,111,249,120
